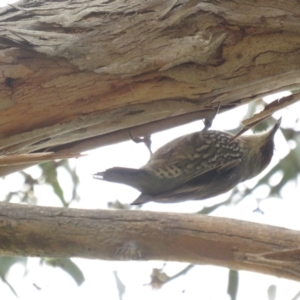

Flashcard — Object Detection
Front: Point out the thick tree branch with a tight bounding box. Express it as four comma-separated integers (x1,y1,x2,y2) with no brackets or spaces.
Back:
1,202,300,282
0,0,300,162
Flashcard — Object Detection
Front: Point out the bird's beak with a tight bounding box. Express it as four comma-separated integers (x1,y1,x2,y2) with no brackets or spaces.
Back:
269,117,282,137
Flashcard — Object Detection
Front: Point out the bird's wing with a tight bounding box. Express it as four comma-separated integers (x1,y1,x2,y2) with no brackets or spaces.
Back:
130,159,242,205
152,159,242,202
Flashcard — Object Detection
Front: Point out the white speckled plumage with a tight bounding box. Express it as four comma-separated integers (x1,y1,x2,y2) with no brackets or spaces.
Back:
94,119,281,205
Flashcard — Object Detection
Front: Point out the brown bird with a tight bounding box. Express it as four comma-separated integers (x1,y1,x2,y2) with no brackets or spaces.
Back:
94,118,281,205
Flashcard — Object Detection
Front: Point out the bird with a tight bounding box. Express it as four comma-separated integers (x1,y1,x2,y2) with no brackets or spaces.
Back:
93,118,281,205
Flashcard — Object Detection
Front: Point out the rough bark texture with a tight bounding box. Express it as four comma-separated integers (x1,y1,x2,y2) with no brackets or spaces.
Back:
1,203,300,282
0,0,299,176
0,0,300,281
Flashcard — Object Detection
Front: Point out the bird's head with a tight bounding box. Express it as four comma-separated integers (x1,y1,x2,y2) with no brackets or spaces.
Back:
240,117,281,180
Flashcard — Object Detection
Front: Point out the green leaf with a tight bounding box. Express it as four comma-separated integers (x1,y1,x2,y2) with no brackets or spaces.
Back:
39,161,68,207
227,269,239,300
44,258,85,286
267,284,276,300
0,257,27,298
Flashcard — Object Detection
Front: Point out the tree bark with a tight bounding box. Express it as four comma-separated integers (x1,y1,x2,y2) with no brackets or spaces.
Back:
0,0,300,282
0,0,299,175
1,202,300,282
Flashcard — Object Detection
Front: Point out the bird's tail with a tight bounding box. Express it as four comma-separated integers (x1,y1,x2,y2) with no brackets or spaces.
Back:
93,167,148,191
130,193,152,205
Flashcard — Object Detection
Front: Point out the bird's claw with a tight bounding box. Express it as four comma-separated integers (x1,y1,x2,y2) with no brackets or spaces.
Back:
128,130,153,155
202,102,221,132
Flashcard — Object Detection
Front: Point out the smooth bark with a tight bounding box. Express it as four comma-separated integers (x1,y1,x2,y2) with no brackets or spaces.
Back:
1,203,300,282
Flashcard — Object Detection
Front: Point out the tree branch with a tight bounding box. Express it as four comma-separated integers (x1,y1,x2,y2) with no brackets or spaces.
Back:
1,203,300,282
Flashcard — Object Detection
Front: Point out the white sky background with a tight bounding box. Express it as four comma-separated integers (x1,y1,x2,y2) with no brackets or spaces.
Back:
0,0,16,6
0,0,300,297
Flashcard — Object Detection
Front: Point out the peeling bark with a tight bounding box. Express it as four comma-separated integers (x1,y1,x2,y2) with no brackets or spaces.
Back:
0,0,300,281
0,0,299,177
